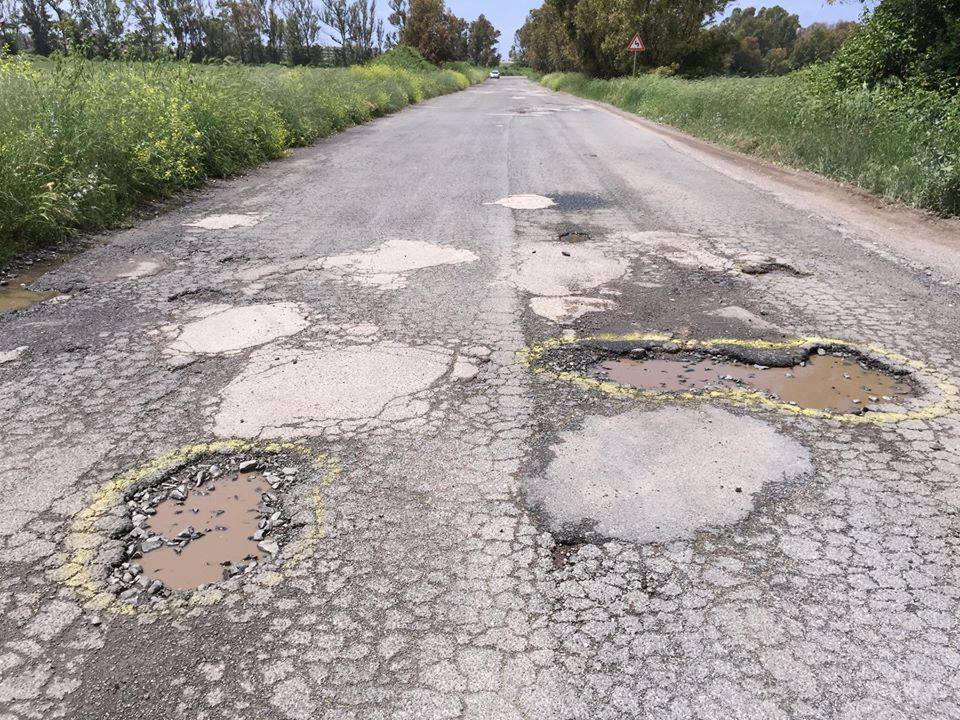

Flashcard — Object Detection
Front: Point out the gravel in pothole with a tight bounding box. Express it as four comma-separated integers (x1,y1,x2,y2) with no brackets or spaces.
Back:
111,456,295,603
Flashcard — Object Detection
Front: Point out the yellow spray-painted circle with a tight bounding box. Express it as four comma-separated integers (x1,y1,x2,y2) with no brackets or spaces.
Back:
518,333,960,425
53,439,339,615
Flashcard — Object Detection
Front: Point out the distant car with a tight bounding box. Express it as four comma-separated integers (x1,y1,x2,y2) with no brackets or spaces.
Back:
489,70,501,79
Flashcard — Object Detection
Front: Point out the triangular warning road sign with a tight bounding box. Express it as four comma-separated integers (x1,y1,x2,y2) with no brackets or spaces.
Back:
628,33,646,52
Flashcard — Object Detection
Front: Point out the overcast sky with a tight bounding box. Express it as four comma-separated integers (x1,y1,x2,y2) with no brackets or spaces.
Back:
384,1,875,56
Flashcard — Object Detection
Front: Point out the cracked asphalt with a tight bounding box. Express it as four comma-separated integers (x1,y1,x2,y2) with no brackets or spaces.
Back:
2,77,960,719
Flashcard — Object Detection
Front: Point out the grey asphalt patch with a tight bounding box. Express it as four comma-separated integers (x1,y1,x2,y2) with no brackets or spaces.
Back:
186,213,263,230
318,239,478,289
528,296,615,324
514,246,629,296
167,303,311,355
214,341,451,437
487,195,556,210
528,406,812,543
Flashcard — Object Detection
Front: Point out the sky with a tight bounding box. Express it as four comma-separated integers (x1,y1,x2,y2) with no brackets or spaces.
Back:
420,0,874,56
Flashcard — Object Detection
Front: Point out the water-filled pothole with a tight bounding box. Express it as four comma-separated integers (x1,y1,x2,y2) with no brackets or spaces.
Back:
519,333,957,424
0,258,64,313
112,455,295,604
595,352,912,413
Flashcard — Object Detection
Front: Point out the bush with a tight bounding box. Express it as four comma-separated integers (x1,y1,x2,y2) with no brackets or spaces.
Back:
0,54,471,261
541,68,960,215
444,61,487,85
371,45,437,74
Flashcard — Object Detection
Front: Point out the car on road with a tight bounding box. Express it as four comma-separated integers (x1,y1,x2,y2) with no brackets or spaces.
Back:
489,70,500,79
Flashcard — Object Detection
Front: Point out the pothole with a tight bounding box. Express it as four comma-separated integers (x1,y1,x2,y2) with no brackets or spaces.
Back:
59,440,335,613
739,260,811,277
594,350,912,414
558,231,591,243
520,333,959,424
111,455,296,604
0,257,64,313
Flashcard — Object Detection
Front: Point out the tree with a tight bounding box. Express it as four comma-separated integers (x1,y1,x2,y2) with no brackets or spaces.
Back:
399,0,462,63
125,0,163,58
285,0,320,63
346,0,378,62
829,0,960,89
385,0,403,45
513,3,578,73
788,21,857,69
0,0,23,50
20,0,56,54
467,13,499,66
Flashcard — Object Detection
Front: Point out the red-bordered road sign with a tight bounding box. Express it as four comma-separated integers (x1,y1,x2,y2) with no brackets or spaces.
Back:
628,33,646,52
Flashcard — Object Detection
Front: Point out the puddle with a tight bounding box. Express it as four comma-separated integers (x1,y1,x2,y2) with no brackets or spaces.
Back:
0,259,63,313
136,472,269,590
594,353,912,413
112,455,293,600
522,333,957,425
559,231,591,243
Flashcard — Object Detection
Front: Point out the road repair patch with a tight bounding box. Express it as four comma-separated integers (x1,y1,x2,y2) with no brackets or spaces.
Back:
519,333,959,424
167,303,311,355
317,239,478,289
487,194,556,210
527,406,812,544
214,341,451,437
53,440,337,614
186,213,263,230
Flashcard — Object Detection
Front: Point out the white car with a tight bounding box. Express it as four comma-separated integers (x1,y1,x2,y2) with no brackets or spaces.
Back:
489,70,501,79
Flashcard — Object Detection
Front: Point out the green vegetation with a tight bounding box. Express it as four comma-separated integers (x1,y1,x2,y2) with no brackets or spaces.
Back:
0,50,480,261
520,0,959,215
541,69,959,214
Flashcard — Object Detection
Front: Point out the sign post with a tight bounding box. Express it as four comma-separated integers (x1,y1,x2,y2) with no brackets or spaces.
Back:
627,32,646,76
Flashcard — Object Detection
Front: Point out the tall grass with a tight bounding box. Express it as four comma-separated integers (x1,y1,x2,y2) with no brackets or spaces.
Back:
0,56,478,262
542,70,960,215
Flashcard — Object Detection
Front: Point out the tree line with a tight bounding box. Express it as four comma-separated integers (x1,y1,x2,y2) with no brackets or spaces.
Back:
511,0,861,78
0,0,501,66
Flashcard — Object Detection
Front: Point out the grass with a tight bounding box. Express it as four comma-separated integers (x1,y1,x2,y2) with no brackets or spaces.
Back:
541,70,960,216
0,54,482,263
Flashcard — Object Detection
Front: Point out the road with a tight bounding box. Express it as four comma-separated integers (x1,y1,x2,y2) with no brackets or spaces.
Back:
2,77,960,719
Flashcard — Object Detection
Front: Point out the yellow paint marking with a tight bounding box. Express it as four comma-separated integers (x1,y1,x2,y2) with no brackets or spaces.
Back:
58,439,339,615
518,333,959,425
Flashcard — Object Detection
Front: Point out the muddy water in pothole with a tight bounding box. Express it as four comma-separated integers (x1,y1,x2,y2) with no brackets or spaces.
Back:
139,472,268,589
0,261,62,313
595,355,913,412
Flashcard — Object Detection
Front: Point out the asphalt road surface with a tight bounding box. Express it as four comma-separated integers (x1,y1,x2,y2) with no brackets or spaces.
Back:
2,77,960,720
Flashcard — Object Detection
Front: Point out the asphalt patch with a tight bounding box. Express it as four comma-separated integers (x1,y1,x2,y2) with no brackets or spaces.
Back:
549,192,609,211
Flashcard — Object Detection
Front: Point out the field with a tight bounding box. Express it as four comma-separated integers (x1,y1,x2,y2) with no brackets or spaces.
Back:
541,70,960,216
0,55,479,263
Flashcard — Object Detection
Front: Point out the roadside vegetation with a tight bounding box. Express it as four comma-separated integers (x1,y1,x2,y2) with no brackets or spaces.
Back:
515,0,960,215
0,0,504,262
0,49,479,261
